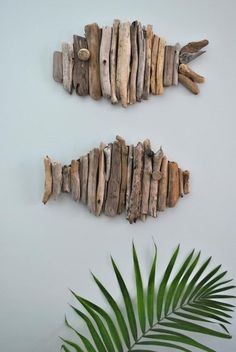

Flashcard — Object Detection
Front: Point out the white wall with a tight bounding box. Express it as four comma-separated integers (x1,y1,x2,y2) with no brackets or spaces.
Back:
0,0,236,351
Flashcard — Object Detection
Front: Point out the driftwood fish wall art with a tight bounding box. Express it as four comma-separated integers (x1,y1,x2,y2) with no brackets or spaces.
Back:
42,136,190,223
53,20,209,108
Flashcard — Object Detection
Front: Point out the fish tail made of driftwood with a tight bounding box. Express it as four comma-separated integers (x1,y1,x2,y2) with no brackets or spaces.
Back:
42,136,190,223
53,20,209,107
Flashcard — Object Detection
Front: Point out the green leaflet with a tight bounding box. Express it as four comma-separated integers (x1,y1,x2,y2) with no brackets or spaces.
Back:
133,243,146,333
61,345,73,352
60,338,84,352
65,317,97,352
182,306,230,324
198,279,233,298
147,244,157,327
189,303,233,317
194,271,228,299
157,245,180,321
137,340,192,352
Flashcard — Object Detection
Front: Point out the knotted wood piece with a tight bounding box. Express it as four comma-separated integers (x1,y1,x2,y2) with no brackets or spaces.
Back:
42,156,53,204
87,149,99,214
62,165,71,193
62,42,74,93
73,35,89,96
110,19,120,104
116,22,131,107
85,23,101,100
129,21,139,104
80,155,89,204
151,35,159,94
156,37,166,95
71,160,80,202
53,51,63,83
52,161,62,200
136,23,146,102
164,45,176,87
178,73,199,95
141,139,153,220
167,161,180,207
143,25,153,99
148,148,163,217
179,63,205,83
100,26,112,98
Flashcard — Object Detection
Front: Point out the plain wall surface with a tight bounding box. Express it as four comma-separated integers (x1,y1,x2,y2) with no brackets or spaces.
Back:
0,0,236,351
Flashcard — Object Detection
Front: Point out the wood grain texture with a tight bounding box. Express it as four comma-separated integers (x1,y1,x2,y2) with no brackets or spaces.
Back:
42,156,52,204
157,155,168,211
110,19,120,104
62,165,71,193
73,35,89,96
129,21,138,104
105,141,121,216
178,73,199,94
53,51,63,83
136,23,146,102
71,160,80,201
141,139,153,220
103,143,112,205
179,168,184,198
62,42,74,93
180,39,209,54
179,51,205,64
156,38,166,95
173,43,180,86
80,155,88,204
164,45,175,86
85,23,101,100
167,161,179,207
52,161,62,200
179,63,205,83
126,144,134,218
148,148,163,217
143,25,153,99
87,149,99,214
183,170,190,194
151,35,159,94
96,143,106,216
100,26,112,98
117,136,128,214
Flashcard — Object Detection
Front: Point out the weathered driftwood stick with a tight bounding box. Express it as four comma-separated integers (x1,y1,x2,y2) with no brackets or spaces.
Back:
117,136,128,214
96,143,106,216
180,39,209,54
52,161,62,200
126,144,134,218
156,38,166,95
103,143,112,205
179,51,205,64
62,165,71,193
42,156,53,204
62,42,74,93
143,25,153,99
73,35,89,96
164,45,175,87
141,139,153,220
53,51,63,83
158,156,168,211
136,23,146,102
128,142,144,223
71,160,80,202
173,43,180,86
183,170,190,194
116,22,131,107
105,141,121,216
148,148,163,217
110,19,120,104
129,21,139,105
167,162,179,207
179,63,205,83
80,155,88,204
100,26,112,98
87,149,99,214
179,168,184,198
178,73,199,95
85,23,101,100
151,35,159,94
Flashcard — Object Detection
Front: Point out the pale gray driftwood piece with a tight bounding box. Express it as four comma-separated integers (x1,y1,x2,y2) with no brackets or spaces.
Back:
87,148,99,214
148,148,164,217
126,144,134,218
110,19,120,104
103,143,112,206
157,155,168,211
96,143,106,216
141,139,153,221
164,45,175,87
42,156,53,204
151,35,159,94
167,161,179,207
71,160,80,202
179,51,205,64
100,26,112,98
173,43,181,86
53,51,63,83
73,35,89,96
156,37,166,95
52,161,62,200
143,25,153,99
80,155,89,204
180,39,209,54
117,136,128,214
129,21,139,104
62,42,74,93
136,23,146,102
62,165,71,193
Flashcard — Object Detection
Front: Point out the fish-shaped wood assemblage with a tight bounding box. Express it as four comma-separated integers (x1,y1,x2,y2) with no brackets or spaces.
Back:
53,20,209,107
42,136,190,223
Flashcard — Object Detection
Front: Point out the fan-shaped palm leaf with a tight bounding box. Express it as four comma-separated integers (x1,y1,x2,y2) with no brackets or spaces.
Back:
62,244,235,352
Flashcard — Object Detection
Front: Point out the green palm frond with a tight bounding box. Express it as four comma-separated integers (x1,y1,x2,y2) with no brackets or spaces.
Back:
61,244,235,352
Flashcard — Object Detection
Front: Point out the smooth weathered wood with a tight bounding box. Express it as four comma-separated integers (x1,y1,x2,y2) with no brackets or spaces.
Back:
85,23,101,100
105,141,121,216
128,142,144,223
167,161,179,207
156,38,166,95
71,160,80,201
148,148,164,217
110,19,120,104
141,139,153,220
173,43,180,86
164,45,176,87
179,51,205,64
100,26,112,98
42,156,53,204
151,35,159,94
52,161,62,200
178,73,199,95
80,155,88,204
73,35,89,96
53,51,63,83
179,168,184,198
116,22,131,107
129,21,139,104
62,165,71,193
96,143,106,216
87,149,99,214
183,170,190,194
62,42,74,93
117,136,128,214
137,23,146,102
126,144,134,218
103,143,112,205
157,156,168,211
78,48,90,61
180,39,209,54
179,63,205,83
143,25,153,99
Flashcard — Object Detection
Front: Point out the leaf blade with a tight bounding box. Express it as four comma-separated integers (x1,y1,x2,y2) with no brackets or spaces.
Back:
147,244,157,327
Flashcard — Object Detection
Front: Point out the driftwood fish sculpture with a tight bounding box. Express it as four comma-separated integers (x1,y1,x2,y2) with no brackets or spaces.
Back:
53,20,209,107
42,136,190,223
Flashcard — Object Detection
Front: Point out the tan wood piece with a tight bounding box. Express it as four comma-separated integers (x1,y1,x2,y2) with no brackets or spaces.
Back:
62,42,74,93
71,160,80,202
100,26,112,98
53,51,63,83
42,156,53,204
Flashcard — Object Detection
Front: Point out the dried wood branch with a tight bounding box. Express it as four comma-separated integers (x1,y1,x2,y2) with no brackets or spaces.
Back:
179,168,184,198
180,39,209,54
173,43,180,86
73,35,89,96
80,155,88,204
129,21,139,104
71,160,80,202
110,19,120,104
141,139,153,220
53,51,63,83
87,149,99,214
148,148,163,217
62,165,71,193
42,156,53,204
117,136,128,214
62,42,74,93
52,161,62,200
164,45,175,87
179,63,205,83
100,26,112,98
183,170,190,194
96,143,106,216
156,38,166,95
143,25,153,99
167,161,179,207
157,155,168,211
179,51,205,64
136,23,146,102
151,35,159,94
178,73,199,94
126,144,134,218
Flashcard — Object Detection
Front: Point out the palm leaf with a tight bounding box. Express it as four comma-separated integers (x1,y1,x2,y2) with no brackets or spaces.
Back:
62,244,235,352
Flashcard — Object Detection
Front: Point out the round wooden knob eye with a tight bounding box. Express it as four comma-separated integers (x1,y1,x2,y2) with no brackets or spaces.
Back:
78,48,90,61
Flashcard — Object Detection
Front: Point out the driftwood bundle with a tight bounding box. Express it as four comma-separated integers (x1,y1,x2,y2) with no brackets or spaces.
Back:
42,136,190,223
53,20,209,107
